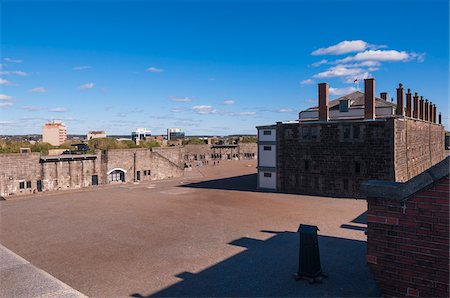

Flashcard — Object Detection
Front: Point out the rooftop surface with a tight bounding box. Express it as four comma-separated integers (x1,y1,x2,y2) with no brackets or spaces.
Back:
0,160,378,297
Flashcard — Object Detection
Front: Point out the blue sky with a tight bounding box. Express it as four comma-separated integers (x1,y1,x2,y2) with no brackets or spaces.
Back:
1,0,449,135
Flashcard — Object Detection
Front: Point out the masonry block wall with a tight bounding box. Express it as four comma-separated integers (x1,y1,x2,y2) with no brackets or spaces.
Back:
394,118,445,182
277,119,394,197
0,153,42,196
366,176,449,297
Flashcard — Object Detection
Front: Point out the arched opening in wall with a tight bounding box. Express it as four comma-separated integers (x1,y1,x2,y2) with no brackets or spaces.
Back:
107,168,126,183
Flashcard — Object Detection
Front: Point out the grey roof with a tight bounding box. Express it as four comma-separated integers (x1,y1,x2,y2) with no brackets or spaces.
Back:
361,157,449,201
304,91,396,112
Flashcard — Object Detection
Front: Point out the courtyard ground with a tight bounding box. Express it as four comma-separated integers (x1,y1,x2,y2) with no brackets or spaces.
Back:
0,160,378,297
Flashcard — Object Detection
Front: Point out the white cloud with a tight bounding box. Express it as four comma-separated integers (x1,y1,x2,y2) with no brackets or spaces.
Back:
0,94,13,101
171,106,185,113
343,72,371,83
208,77,216,81
4,57,23,63
222,99,235,105
169,96,193,102
312,40,369,56
0,120,14,125
192,105,217,114
313,65,366,79
49,107,68,113
338,50,410,63
79,83,94,89
300,79,315,85
329,86,357,96
0,70,28,76
73,65,92,70
311,59,328,67
30,87,47,93
277,108,294,113
22,106,45,111
0,78,15,85
0,102,13,109
147,66,164,73
231,111,256,116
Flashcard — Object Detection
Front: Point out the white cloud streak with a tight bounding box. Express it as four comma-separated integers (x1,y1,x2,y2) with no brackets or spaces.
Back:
169,96,193,102
73,65,92,70
30,87,47,93
222,99,235,105
49,107,68,113
0,102,13,109
0,94,13,101
0,70,28,76
147,66,164,73
79,83,94,89
4,57,23,63
0,78,15,85
312,40,370,56
329,86,357,96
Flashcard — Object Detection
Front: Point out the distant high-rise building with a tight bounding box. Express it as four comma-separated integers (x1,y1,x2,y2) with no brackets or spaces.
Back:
132,128,151,141
42,120,67,146
87,131,107,140
167,128,185,141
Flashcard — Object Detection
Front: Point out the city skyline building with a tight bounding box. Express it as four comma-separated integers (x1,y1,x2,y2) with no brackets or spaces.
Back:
42,121,67,146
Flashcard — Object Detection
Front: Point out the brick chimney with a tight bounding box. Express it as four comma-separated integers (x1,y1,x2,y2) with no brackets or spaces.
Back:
380,92,388,101
364,78,375,119
428,102,433,122
439,112,442,125
419,96,425,120
318,82,329,121
406,89,412,117
396,83,404,116
413,93,420,119
424,99,429,121
432,105,437,123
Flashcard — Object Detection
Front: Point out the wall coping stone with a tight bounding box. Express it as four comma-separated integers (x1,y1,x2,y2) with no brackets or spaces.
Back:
361,156,449,201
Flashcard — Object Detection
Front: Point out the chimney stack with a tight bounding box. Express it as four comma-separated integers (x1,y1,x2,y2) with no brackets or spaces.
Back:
406,89,412,117
419,96,425,120
433,105,437,123
413,93,420,119
396,83,404,116
424,99,429,121
364,78,376,119
318,82,329,121
439,112,442,125
380,92,388,101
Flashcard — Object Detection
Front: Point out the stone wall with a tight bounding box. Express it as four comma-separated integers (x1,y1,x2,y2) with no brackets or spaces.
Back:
365,176,449,297
394,118,445,182
277,119,394,197
0,152,42,196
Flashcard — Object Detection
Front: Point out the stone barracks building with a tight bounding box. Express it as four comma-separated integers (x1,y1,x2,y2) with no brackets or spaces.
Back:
257,78,445,197
0,143,257,198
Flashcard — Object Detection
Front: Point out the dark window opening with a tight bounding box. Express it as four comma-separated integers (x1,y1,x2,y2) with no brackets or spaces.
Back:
136,171,141,181
355,162,361,174
353,126,360,139
263,130,272,135
304,160,309,171
343,125,351,139
263,172,272,178
37,180,43,191
26,181,32,188
263,146,272,151
19,182,25,189
311,126,318,140
339,99,349,112
302,127,310,140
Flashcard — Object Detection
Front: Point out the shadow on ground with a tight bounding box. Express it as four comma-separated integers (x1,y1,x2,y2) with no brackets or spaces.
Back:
131,230,379,297
181,173,258,192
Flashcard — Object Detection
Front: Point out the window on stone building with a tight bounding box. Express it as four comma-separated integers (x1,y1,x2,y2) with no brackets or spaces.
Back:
263,172,272,178
302,126,310,140
285,129,293,139
355,162,361,174
343,125,351,139
263,130,272,135
311,126,319,140
353,126,360,139
263,146,272,151
19,181,25,189
304,160,309,171
147,170,151,176
26,181,31,188
144,170,147,176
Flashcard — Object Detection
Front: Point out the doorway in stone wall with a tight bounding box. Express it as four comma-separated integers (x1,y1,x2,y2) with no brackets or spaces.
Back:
108,169,126,183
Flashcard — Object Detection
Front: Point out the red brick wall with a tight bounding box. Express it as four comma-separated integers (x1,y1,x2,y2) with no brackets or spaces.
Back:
367,176,449,297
